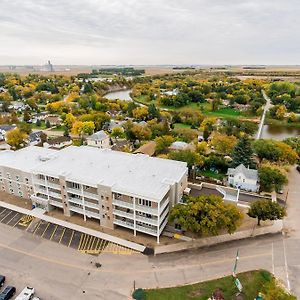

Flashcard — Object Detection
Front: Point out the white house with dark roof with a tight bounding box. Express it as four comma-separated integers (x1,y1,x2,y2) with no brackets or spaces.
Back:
87,130,110,149
227,164,259,192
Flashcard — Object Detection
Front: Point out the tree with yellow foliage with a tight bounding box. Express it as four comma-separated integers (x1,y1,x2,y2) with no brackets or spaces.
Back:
6,128,28,150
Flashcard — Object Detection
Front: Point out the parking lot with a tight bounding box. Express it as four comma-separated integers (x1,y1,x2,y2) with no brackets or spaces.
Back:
0,206,138,256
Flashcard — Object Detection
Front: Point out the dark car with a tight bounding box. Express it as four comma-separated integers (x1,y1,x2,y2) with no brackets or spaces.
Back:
0,286,16,300
297,165,300,173
0,276,4,288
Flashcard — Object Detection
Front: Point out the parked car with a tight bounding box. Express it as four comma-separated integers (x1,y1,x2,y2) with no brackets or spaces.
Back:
15,286,35,300
0,276,5,288
0,286,16,300
296,165,300,173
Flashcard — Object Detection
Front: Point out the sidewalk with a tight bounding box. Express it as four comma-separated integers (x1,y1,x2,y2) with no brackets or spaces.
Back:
0,200,146,253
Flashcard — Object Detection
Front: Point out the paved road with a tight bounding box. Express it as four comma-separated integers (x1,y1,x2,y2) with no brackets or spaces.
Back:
0,167,299,299
256,90,272,139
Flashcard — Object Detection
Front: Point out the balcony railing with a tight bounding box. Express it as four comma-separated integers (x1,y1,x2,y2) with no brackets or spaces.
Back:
112,199,133,209
113,219,134,230
113,209,134,219
67,187,82,196
135,214,158,226
160,199,169,214
83,191,99,200
49,200,63,208
135,204,158,216
136,224,157,236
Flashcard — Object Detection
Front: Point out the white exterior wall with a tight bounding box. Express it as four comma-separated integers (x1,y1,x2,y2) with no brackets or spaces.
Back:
228,172,258,192
87,137,110,149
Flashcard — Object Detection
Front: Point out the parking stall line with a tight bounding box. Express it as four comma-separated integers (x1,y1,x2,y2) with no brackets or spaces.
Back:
78,233,84,250
0,210,12,222
6,212,20,226
59,228,66,244
41,223,50,238
68,230,75,247
0,208,7,215
13,214,24,227
33,221,42,235
50,225,58,240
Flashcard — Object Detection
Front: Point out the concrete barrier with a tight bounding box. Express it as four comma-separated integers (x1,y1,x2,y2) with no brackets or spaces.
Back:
155,220,283,255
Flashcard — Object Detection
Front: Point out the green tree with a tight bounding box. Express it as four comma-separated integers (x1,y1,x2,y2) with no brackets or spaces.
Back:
253,139,298,165
36,119,41,127
148,103,160,119
284,137,300,158
248,200,286,225
17,122,32,134
45,120,51,128
231,136,256,168
169,195,243,235
258,166,288,192
111,127,124,139
154,135,174,154
23,110,31,122
168,150,204,169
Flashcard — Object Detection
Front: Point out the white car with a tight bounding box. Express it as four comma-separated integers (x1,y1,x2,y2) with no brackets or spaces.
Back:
15,286,35,300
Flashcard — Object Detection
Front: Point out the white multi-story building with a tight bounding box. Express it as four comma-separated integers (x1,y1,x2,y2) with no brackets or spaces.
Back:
0,146,188,242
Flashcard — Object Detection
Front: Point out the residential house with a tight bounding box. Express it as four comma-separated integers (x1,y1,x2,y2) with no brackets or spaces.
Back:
227,164,259,192
29,131,47,146
45,115,62,126
86,130,110,149
169,141,194,151
133,141,156,157
43,136,72,150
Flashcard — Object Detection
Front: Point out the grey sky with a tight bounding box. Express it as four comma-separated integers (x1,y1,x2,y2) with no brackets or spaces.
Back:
0,0,299,65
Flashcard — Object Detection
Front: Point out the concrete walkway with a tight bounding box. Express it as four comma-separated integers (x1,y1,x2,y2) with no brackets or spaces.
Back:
0,200,145,253
256,90,272,139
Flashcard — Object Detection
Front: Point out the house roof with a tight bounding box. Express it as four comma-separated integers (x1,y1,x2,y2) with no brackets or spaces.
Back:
0,124,16,132
227,164,258,180
88,130,109,141
29,131,46,143
169,141,189,150
46,136,71,145
133,141,156,156
32,146,187,201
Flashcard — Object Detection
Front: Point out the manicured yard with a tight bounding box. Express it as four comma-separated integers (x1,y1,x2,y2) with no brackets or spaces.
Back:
174,123,192,129
49,125,67,131
31,121,47,130
139,270,294,300
197,169,225,180
207,107,241,118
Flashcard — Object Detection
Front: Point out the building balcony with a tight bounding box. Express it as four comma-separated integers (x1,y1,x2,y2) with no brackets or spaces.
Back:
135,204,158,216
136,224,157,236
49,199,63,208
113,219,134,230
160,199,169,214
135,214,158,226
67,187,82,196
85,210,100,220
68,197,83,206
84,200,100,210
159,208,169,226
83,191,99,200
112,199,133,209
113,209,134,219
159,217,169,234
69,206,84,214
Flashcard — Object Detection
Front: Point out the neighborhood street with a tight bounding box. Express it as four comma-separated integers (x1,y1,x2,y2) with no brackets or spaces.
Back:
0,167,299,299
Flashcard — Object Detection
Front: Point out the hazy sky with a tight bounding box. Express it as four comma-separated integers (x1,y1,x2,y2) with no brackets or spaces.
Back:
0,0,299,65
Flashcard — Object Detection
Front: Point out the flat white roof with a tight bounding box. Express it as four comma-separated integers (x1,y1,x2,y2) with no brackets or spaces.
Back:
32,146,187,201
0,146,57,173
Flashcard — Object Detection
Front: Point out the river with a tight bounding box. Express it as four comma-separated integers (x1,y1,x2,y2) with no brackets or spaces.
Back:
104,89,132,101
260,124,300,140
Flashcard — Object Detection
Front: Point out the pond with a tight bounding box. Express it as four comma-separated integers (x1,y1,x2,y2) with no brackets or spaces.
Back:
104,89,132,101
260,124,300,140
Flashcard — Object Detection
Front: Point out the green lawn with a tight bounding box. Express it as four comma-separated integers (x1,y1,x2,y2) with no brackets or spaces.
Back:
31,122,47,130
49,125,66,132
197,170,225,180
173,123,192,129
140,270,294,300
132,96,244,119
